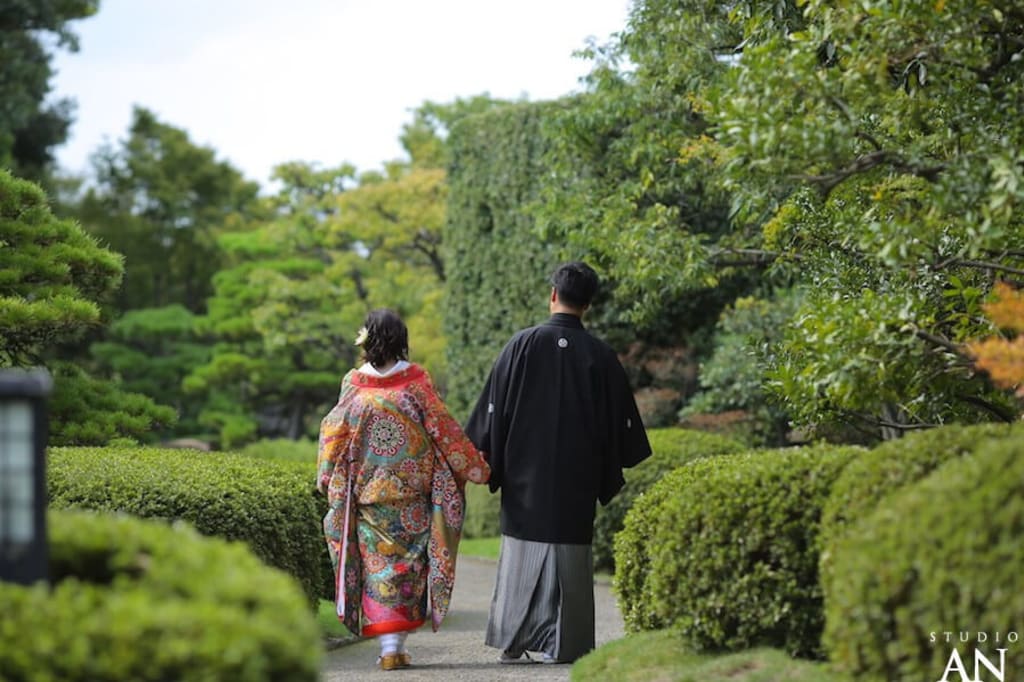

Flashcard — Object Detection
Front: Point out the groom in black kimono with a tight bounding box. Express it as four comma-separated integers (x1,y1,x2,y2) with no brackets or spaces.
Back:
465,261,651,664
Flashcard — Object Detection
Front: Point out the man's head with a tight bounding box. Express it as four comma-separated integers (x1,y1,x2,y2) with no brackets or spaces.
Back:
549,261,599,316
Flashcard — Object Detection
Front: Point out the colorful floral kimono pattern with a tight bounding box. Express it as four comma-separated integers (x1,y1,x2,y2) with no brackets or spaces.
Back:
317,364,489,636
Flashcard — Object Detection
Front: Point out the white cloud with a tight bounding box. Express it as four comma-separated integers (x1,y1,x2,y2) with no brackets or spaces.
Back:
52,0,630,186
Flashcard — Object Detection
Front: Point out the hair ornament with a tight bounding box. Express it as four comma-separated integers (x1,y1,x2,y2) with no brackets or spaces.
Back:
354,327,369,347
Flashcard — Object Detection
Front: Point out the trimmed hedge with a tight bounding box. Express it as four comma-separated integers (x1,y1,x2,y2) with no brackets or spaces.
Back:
593,429,744,571
824,431,1024,680
48,447,332,605
616,444,861,657
613,463,693,633
460,428,742,546
819,422,1021,598
821,422,1019,544
0,510,321,681
236,438,319,464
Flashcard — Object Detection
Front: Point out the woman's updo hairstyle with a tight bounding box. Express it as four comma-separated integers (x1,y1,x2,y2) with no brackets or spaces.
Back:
359,308,409,368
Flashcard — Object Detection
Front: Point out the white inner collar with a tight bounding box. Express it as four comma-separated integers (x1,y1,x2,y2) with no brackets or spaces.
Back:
359,360,410,378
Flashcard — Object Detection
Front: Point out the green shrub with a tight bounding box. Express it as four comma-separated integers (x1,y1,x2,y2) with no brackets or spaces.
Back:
593,429,744,571
459,428,740,546
614,463,695,633
48,447,332,605
0,510,321,681
443,101,563,420
236,437,318,464
819,422,1021,599
824,432,1024,680
821,422,1019,543
617,444,861,656
463,483,501,539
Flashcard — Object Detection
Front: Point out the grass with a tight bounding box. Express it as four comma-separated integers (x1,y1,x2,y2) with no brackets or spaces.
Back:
317,599,353,639
571,630,852,682
459,536,501,560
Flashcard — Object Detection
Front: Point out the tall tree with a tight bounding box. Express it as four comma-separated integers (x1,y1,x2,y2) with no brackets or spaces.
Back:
184,162,363,447
559,0,1022,437
0,168,174,443
76,107,261,312
0,0,98,183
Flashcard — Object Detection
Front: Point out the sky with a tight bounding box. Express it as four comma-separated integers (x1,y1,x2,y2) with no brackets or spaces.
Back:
52,0,632,187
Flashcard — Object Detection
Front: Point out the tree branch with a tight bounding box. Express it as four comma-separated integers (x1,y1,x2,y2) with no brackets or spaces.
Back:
798,150,945,195
913,328,966,356
707,248,799,268
956,394,1017,424
952,259,1024,278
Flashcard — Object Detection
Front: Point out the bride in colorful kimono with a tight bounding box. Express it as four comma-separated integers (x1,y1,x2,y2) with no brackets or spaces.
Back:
317,308,490,671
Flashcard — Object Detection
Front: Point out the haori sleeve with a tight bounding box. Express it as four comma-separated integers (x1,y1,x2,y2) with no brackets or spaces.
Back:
418,372,490,487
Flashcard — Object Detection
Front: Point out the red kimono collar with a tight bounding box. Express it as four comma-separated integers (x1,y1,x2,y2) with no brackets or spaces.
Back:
349,363,425,388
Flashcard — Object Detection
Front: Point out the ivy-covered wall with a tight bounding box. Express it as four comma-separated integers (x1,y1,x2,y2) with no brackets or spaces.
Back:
443,101,563,418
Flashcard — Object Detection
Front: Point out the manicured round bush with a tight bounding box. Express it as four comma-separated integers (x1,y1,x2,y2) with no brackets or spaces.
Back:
48,447,332,605
0,510,321,681
824,431,1024,680
613,462,701,633
618,444,861,656
821,422,1020,544
462,428,743,545
818,422,1021,602
593,429,744,571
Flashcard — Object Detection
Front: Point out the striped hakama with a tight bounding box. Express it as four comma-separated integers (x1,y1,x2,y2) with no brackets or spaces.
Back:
485,535,595,663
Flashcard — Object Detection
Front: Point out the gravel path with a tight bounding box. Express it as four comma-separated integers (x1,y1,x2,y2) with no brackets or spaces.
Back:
322,556,624,681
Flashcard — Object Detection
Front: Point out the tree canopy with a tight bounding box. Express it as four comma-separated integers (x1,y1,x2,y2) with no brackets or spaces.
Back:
0,0,98,183
77,107,261,313
0,168,174,444
555,0,1024,436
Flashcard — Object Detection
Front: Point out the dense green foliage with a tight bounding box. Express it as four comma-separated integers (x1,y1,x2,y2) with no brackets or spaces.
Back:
592,429,744,571
0,169,122,364
616,445,861,657
681,292,802,446
824,431,1024,680
48,362,176,445
556,0,1024,436
1,170,173,443
0,510,321,681
443,101,562,418
77,107,261,313
613,461,689,633
0,1,97,183
90,305,209,437
183,163,359,446
48,447,331,604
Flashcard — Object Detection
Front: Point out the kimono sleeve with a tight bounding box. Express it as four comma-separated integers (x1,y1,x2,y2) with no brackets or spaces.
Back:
316,373,354,491
464,340,517,494
610,355,651,468
418,373,490,487
597,354,652,505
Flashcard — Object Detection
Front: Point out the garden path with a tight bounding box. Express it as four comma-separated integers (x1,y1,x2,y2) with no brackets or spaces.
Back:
322,555,624,681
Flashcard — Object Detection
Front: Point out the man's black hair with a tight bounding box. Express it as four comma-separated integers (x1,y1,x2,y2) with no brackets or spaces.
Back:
550,261,599,309
361,308,409,368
